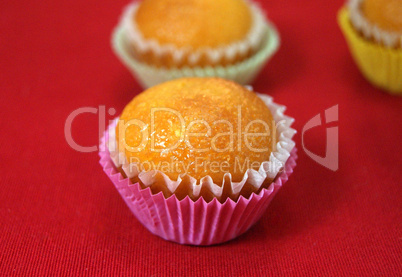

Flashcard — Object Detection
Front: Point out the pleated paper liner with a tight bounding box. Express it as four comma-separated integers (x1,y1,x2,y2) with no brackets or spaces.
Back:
121,1,267,67
111,19,279,88
108,94,296,202
338,7,402,94
100,91,297,245
348,0,401,48
99,132,297,245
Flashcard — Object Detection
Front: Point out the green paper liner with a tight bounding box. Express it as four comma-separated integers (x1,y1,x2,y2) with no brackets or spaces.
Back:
111,23,280,88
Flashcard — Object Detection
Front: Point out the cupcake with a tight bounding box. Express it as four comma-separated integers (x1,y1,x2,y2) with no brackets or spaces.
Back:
112,0,279,88
338,0,402,94
99,77,296,245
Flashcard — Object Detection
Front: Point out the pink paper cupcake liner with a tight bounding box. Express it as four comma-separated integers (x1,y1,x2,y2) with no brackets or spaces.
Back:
99,129,297,245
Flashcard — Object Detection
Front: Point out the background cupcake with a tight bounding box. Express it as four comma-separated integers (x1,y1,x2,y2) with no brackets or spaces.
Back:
112,0,280,88
100,77,296,245
338,0,402,94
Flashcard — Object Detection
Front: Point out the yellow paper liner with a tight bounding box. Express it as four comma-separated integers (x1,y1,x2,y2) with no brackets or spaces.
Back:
338,7,402,94
348,0,402,48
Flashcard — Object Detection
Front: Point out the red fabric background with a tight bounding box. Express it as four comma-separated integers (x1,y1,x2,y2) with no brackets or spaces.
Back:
1,0,401,275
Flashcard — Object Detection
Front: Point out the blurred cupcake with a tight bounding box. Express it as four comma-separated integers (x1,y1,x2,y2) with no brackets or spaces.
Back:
99,77,296,245
338,0,402,94
112,0,279,88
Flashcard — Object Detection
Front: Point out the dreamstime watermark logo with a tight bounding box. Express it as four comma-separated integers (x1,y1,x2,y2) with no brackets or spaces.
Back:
64,104,339,172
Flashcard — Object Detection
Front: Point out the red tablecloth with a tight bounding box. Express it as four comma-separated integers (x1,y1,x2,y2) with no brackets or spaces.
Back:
1,0,401,275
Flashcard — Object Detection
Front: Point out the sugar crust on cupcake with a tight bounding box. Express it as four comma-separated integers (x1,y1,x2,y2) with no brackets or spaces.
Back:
108,77,295,202
348,0,402,47
121,0,268,67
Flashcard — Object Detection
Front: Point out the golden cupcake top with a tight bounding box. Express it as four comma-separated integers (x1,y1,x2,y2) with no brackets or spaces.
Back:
116,77,276,185
361,0,402,32
134,0,253,48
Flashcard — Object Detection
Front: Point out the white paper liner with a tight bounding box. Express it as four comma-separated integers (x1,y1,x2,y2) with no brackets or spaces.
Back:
104,92,296,201
120,0,268,66
348,0,402,48
112,23,279,88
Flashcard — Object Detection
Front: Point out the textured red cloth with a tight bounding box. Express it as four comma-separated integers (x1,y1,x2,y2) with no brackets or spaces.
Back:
0,0,401,275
